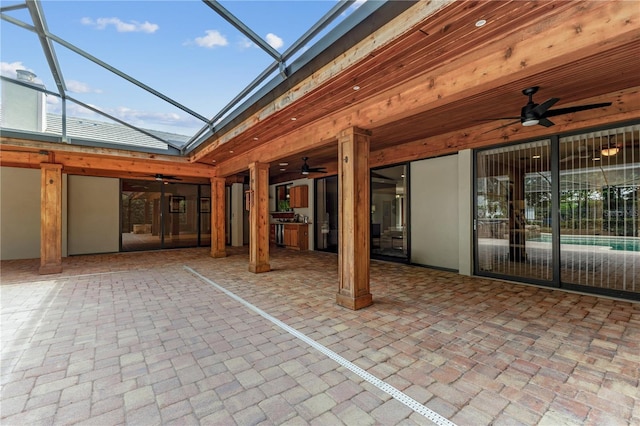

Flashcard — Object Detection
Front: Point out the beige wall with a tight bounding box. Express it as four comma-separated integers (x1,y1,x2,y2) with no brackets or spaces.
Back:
0,166,68,260
68,175,119,255
410,154,460,270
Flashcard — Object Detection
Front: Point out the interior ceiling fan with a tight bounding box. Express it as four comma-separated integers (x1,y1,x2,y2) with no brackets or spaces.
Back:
301,157,327,175
560,144,592,163
151,173,181,182
485,86,612,129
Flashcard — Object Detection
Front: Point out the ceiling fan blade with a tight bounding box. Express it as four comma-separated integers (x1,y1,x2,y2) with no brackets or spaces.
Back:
538,118,554,127
153,173,182,181
476,116,522,121
532,97,559,116
545,102,612,117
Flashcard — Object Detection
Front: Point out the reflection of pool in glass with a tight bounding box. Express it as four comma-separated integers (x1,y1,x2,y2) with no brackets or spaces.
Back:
530,233,640,252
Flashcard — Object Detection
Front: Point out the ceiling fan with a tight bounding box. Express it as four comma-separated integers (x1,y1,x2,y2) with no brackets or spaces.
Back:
485,86,612,129
151,173,182,182
560,145,592,163
301,157,327,175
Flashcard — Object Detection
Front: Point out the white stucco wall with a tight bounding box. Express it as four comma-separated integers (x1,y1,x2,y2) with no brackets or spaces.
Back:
67,175,120,255
410,155,460,270
0,166,68,260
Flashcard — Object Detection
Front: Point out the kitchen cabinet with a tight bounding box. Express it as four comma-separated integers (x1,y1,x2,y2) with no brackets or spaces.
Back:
289,185,308,208
270,223,308,250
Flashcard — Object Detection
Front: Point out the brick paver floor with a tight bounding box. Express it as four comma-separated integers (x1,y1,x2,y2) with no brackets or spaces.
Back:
1,247,639,425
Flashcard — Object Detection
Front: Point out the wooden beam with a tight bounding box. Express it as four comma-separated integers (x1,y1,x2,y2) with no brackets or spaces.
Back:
39,163,63,274
248,162,270,273
210,177,227,258
1,144,217,179
370,88,640,168
356,4,640,129
213,131,337,177
190,0,456,163
336,127,372,310
202,1,639,177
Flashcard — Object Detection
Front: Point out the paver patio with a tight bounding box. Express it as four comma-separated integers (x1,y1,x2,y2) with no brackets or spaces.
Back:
1,247,639,425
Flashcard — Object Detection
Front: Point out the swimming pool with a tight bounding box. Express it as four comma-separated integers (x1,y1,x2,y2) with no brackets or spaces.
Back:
530,233,640,252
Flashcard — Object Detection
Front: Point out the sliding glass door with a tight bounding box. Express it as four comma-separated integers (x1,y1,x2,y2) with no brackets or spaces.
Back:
476,140,554,282
315,176,338,252
559,128,639,293
475,124,639,299
121,180,215,252
371,164,409,261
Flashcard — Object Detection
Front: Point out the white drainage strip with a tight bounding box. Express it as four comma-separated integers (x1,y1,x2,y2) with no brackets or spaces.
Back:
184,266,457,426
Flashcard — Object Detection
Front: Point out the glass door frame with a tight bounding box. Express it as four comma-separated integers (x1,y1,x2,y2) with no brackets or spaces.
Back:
370,162,410,263
473,121,640,301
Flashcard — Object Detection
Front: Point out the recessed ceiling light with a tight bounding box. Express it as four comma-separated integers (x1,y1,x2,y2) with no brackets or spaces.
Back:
229,150,234,153
279,162,288,166
532,155,541,159
291,117,297,121
475,19,487,27
253,137,259,141
592,157,601,161
212,160,216,163
280,168,286,171
353,85,360,91
401,174,405,178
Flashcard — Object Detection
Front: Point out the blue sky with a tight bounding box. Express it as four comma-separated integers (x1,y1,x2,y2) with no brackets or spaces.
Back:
1,0,365,136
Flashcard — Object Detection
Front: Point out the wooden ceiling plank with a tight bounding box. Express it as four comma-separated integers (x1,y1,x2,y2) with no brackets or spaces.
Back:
205,1,573,160
369,88,640,168
211,1,638,177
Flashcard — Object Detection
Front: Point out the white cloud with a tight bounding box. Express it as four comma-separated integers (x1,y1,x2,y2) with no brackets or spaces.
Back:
66,79,102,94
81,17,159,33
192,30,228,48
265,33,283,50
238,37,254,50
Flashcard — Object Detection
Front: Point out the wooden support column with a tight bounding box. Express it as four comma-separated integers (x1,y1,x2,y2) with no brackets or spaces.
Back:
336,127,372,310
39,163,63,274
248,162,270,273
210,177,227,258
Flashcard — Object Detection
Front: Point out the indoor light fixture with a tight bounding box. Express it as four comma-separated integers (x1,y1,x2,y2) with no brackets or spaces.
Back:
522,118,539,126
475,19,487,27
532,155,541,159
601,136,619,156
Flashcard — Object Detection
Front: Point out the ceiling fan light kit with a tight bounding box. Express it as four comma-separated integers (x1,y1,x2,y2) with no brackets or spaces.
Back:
601,146,619,157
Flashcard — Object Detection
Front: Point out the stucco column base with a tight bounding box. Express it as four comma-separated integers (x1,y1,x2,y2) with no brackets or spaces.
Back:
249,262,271,273
336,292,373,310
